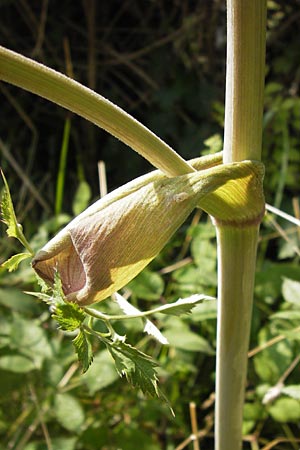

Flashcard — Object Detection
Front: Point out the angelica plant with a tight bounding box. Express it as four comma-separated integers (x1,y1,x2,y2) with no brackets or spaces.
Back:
0,1,267,448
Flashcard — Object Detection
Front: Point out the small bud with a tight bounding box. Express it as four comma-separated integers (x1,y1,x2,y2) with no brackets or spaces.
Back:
32,157,262,305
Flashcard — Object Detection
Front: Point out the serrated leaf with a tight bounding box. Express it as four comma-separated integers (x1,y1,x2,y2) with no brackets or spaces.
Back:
157,294,215,316
34,272,51,293
143,320,168,345
1,170,33,253
114,293,168,344
73,329,93,373
24,290,52,304
53,303,86,331
106,338,159,398
1,252,31,272
1,169,19,237
52,270,65,304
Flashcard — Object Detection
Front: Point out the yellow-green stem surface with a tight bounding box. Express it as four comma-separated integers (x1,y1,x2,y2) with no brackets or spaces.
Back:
215,1,267,449
215,225,259,450
224,0,266,163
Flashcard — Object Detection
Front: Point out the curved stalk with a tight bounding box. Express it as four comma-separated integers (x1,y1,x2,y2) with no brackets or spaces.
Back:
215,2,267,449
0,46,194,177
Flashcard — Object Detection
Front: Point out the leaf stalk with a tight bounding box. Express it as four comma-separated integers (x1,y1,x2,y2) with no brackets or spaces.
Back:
0,46,193,177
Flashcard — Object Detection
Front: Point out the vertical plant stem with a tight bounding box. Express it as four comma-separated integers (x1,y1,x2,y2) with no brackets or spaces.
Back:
215,226,259,450
223,0,266,163
215,1,267,449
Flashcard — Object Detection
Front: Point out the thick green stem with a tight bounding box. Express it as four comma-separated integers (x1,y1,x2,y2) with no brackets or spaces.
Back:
0,46,193,177
223,0,266,163
215,1,267,449
215,225,259,450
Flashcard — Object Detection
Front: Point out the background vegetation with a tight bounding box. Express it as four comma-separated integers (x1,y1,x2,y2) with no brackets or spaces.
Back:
1,1,300,449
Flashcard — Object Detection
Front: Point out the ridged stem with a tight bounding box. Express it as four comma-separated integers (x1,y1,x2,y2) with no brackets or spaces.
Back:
215,1,267,449
223,0,266,163
215,225,259,450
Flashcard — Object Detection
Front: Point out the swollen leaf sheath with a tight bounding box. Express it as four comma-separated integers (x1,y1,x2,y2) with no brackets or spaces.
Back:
32,158,264,305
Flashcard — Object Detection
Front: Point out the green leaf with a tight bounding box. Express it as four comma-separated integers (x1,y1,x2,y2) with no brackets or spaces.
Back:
1,170,20,237
115,293,168,344
81,350,119,394
9,316,53,369
172,265,216,297
268,397,300,423
190,299,217,322
52,270,65,304
0,170,33,253
24,437,77,450
54,393,85,432
73,329,93,373
203,134,223,154
282,278,300,305
128,270,164,301
242,401,266,434
33,272,51,294
115,427,162,450
24,290,52,304
255,262,300,304
163,321,215,354
0,288,40,313
1,252,31,272
253,326,294,384
243,401,266,421
53,303,86,331
143,320,168,344
191,224,217,271
106,338,160,398
271,311,300,320
156,294,215,316
0,355,36,373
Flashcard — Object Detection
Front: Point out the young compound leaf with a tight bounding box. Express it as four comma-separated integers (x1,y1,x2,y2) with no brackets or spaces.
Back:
106,338,159,398
157,294,215,316
53,302,86,331
0,170,33,253
73,329,93,373
1,252,31,272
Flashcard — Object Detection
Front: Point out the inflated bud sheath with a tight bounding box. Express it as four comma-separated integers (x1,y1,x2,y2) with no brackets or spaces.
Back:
32,158,262,305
